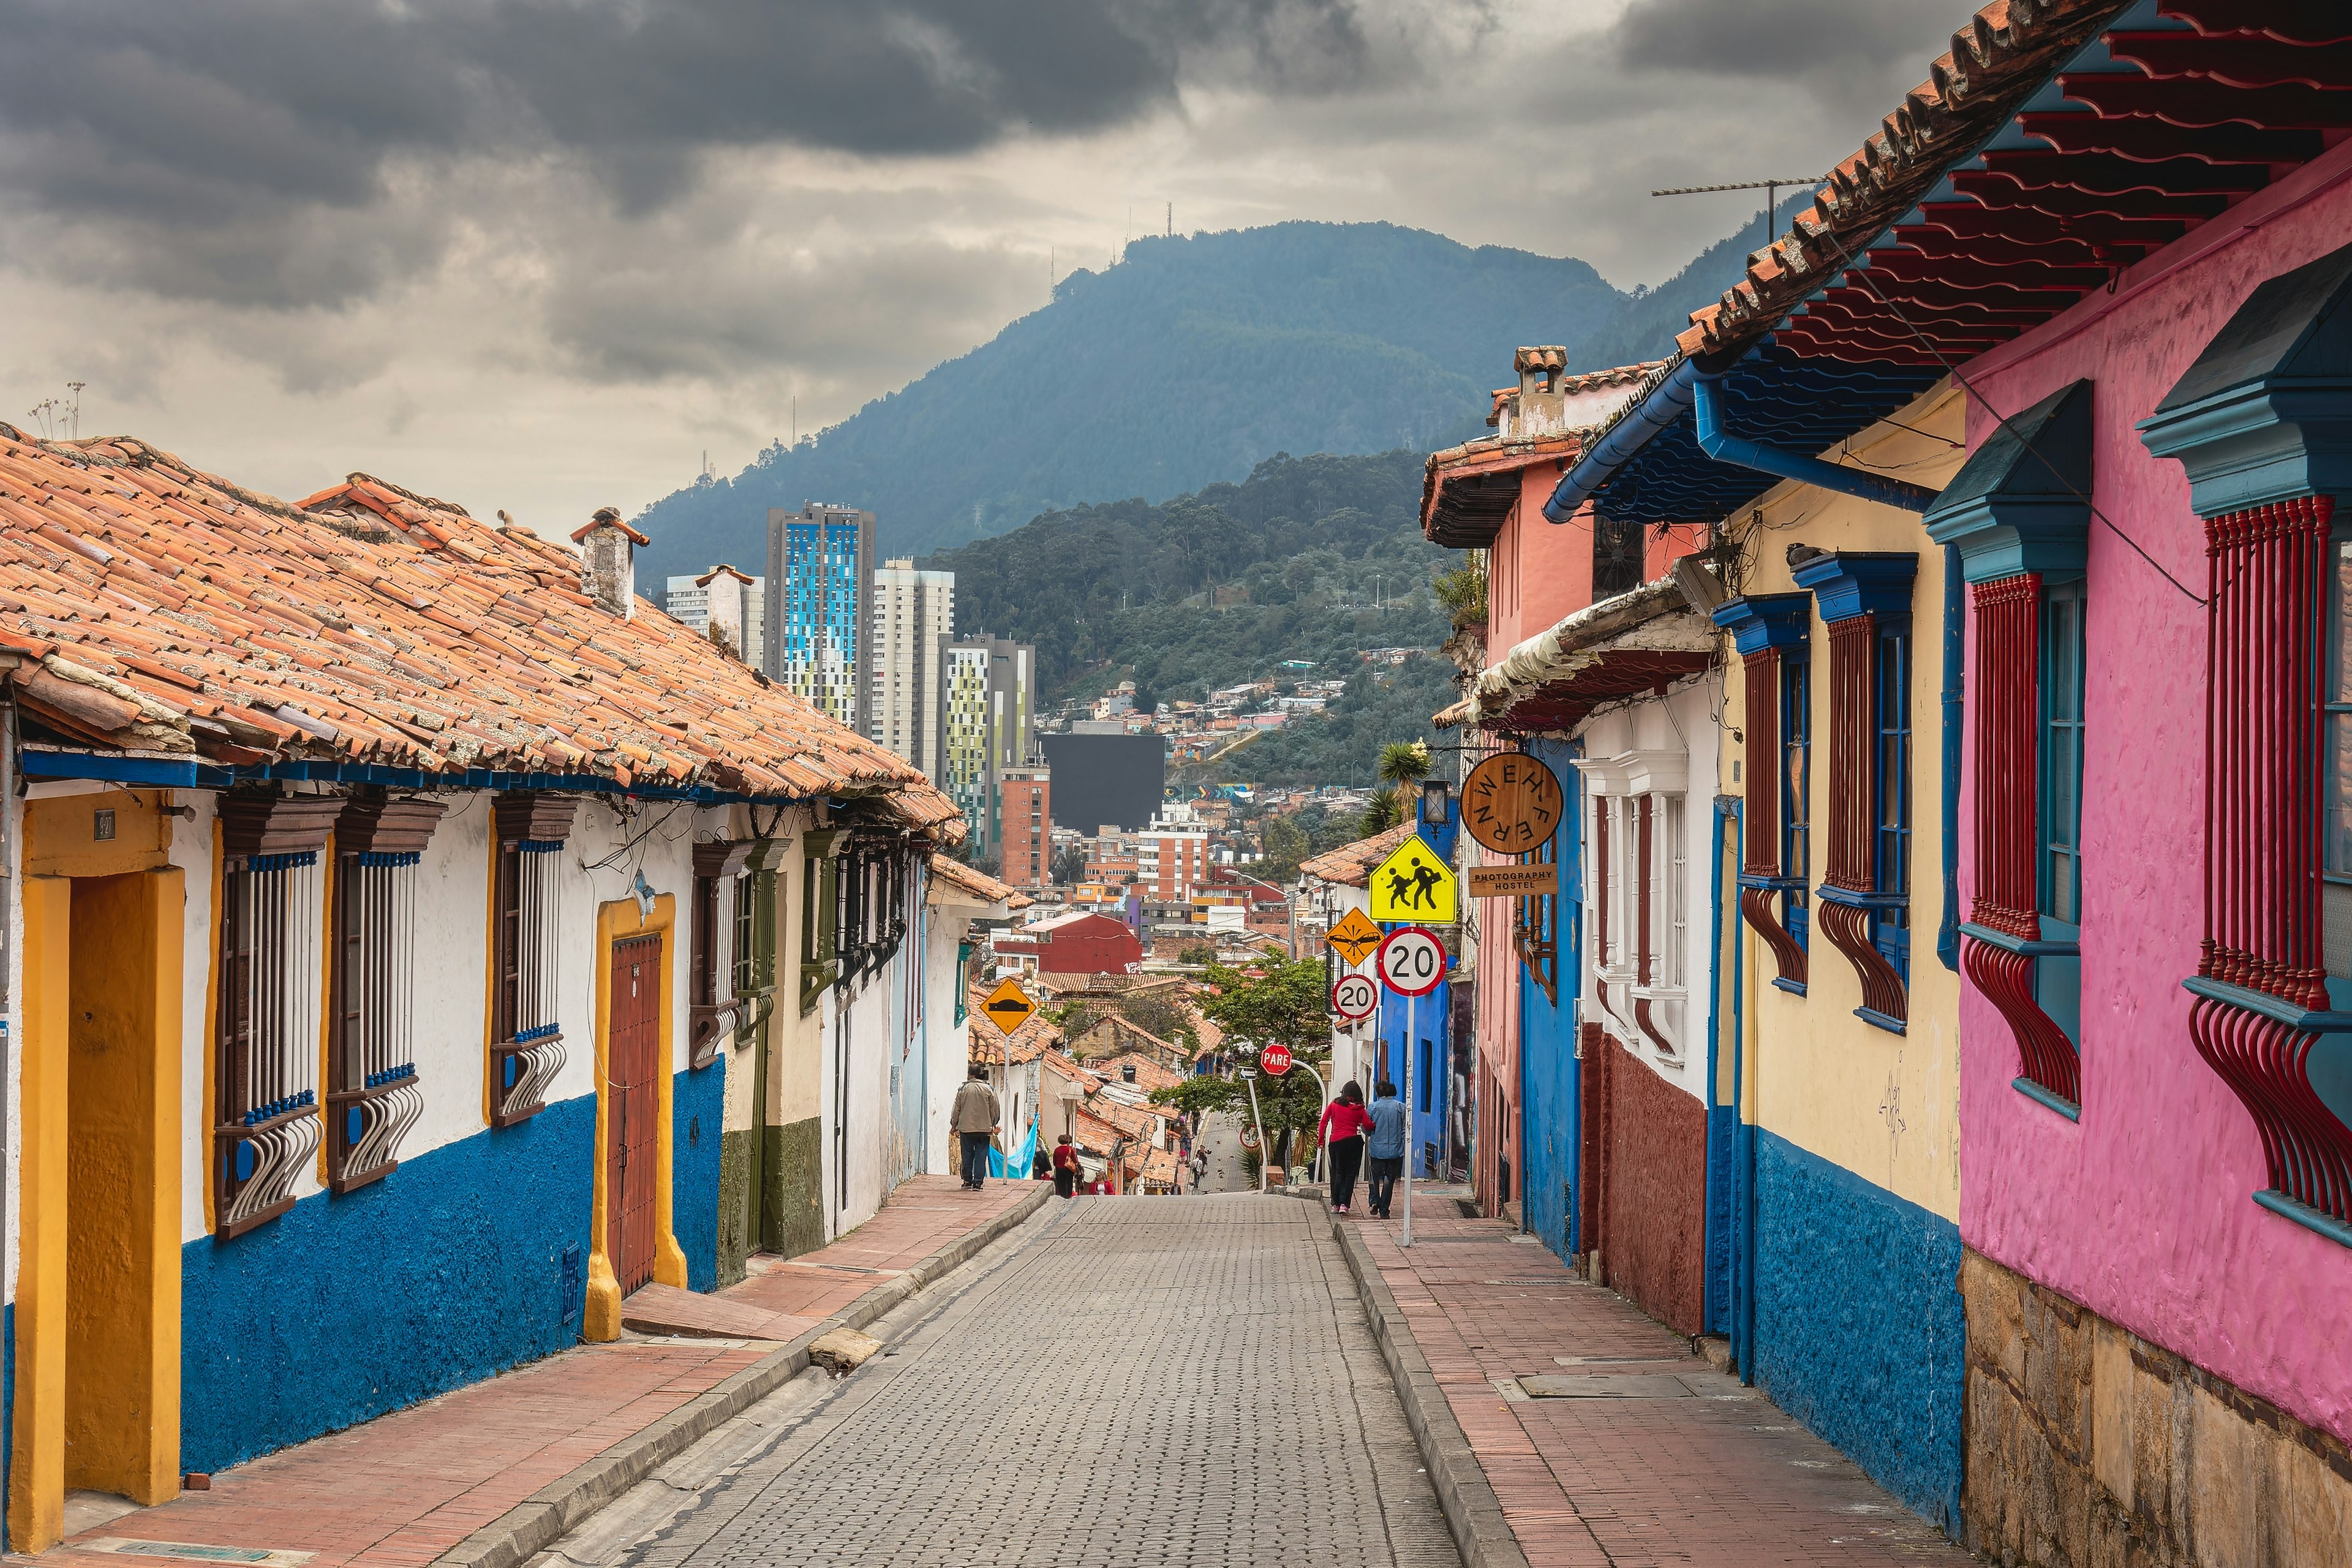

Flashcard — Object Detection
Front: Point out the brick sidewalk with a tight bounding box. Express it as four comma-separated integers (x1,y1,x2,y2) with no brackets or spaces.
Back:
38,1176,1040,1568
1345,1197,1971,1567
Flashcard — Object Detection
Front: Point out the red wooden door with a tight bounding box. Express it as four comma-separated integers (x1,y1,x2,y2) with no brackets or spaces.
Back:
608,935,662,1295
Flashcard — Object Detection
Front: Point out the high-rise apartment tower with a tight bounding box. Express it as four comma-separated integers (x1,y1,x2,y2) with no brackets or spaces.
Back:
938,635,1035,862
869,557,954,778
764,503,873,732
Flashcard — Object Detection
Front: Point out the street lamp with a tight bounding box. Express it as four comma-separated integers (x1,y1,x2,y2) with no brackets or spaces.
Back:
1419,777,1449,826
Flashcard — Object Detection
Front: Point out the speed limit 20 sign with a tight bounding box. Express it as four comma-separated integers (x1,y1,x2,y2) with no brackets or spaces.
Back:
1375,926,1447,997
1330,971,1378,1022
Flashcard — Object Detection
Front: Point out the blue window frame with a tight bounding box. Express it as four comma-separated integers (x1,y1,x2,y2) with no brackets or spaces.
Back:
2038,579,2087,1042
1781,649,1811,951
1873,617,1912,982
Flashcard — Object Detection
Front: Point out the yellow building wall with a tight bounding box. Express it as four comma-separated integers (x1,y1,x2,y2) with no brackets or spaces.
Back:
1723,384,1967,1223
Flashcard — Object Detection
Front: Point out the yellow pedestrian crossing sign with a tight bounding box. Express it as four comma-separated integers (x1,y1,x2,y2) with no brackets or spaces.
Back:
1368,837,1457,924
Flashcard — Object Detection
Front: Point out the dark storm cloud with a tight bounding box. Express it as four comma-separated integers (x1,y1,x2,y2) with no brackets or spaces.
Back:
1611,0,1959,79
0,0,1375,301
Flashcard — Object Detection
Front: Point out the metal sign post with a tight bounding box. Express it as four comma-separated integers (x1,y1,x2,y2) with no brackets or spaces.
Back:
1240,1067,1266,1195
1373,925,1446,1250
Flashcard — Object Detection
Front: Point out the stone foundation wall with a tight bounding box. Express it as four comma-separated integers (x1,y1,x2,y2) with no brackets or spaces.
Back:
1961,1248,2351,1567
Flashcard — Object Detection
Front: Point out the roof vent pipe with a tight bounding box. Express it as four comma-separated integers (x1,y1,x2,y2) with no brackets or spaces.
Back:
1691,372,1940,513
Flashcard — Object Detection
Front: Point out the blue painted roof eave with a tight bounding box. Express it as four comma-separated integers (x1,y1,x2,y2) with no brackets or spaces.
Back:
16,747,832,809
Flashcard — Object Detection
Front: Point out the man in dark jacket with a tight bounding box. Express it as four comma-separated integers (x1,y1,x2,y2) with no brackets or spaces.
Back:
1365,1080,1408,1218
951,1068,1001,1190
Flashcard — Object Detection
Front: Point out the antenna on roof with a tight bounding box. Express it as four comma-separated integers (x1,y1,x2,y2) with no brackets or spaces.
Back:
1651,176,1830,255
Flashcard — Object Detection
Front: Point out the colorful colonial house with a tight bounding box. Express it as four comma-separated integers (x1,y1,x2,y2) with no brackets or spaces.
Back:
0,432,969,1551
1499,0,2352,1553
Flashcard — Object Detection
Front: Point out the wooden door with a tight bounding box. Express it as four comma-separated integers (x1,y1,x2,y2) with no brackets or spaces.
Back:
608,935,662,1295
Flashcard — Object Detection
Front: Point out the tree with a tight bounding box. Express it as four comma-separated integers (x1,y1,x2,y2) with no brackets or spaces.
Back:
1176,943,1218,966
1051,843,1088,885
1189,959,1334,1166
1361,786,1403,834
1260,813,1312,880
1378,739,1431,789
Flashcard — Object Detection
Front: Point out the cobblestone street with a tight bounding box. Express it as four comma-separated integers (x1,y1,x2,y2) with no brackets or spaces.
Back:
612,1196,1455,1568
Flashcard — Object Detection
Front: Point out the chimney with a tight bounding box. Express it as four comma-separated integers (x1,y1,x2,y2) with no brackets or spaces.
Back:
571,507,649,619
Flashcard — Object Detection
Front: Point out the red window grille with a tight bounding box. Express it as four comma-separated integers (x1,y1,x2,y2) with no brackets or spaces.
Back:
1819,612,1909,1027
1959,572,2082,1110
2185,496,2352,1229
1736,644,1807,989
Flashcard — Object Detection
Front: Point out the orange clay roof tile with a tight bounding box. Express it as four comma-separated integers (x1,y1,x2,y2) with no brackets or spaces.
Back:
0,429,962,835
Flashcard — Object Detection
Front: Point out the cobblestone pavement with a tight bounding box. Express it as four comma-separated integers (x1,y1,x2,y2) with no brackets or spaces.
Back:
619,1195,1457,1568
1191,1107,1253,1193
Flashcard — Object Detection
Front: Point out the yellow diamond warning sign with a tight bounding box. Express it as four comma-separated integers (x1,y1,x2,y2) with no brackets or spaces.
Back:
1326,907,1382,967
980,977,1037,1032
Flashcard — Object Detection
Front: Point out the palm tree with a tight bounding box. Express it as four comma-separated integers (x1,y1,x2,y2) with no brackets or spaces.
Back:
1361,786,1404,835
1378,741,1431,790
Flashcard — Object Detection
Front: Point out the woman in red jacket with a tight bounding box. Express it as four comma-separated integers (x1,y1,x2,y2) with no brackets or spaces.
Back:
1319,1082,1371,1214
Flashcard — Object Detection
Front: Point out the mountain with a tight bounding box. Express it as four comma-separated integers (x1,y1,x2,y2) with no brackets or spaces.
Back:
635,221,1626,577
1571,193,1814,370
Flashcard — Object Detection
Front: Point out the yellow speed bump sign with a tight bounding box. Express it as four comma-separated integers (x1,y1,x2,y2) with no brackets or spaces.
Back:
980,977,1037,1032
1326,907,1383,968
1368,836,1457,924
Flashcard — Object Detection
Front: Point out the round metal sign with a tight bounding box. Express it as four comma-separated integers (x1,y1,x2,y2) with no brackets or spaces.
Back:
1462,752,1564,856
1330,972,1379,1022
1375,926,1447,997
1261,1043,1294,1076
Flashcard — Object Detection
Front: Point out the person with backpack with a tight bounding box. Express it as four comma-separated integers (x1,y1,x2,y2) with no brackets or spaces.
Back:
1190,1148,1208,1193
1318,1081,1370,1214
1365,1080,1408,1219
1051,1133,1083,1198
951,1067,1000,1191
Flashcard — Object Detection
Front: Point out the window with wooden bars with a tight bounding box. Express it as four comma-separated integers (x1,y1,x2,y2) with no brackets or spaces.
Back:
1929,377,2095,1116
688,839,753,1069
491,792,577,1127
327,793,447,1193
801,826,846,1012
1713,592,1812,992
1791,551,1916,1033
214,791,344,1238
2137,245,2352,1244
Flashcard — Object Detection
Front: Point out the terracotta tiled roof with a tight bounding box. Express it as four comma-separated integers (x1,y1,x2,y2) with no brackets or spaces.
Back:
1298,823,1414,888
0,428,959,831
1090,1052,1186,1093
930,853,1015,906
1674,0,2132,363
693,563,756,587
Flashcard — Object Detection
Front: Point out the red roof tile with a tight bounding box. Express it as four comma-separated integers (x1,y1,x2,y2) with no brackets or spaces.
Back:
0,429,957,832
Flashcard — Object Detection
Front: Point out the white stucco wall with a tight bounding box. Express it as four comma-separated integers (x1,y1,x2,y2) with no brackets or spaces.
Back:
1574,674,1722,1101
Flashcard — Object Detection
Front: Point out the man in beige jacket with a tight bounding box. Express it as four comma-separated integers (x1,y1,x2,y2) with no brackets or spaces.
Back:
951,1067,1001,1190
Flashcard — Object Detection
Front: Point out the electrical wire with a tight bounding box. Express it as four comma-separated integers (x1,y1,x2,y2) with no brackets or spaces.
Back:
1816,232,2206,606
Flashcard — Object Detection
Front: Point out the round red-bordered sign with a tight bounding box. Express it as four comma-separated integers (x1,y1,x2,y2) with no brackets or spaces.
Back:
1330,971,1378,1022
1374,925,1447,997
1260,1043,1294,1075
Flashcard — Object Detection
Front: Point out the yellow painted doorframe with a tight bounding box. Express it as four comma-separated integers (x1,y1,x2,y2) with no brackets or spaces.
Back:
11,850,184,1554
582,893,687,1341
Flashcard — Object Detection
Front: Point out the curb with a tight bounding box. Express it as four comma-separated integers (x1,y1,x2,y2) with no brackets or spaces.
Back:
434,1185,1054,1568
1322,1197,1532,1568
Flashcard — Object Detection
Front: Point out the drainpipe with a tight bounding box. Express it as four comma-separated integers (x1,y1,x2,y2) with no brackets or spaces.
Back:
1544,359,1704,524
1937,545,1962,973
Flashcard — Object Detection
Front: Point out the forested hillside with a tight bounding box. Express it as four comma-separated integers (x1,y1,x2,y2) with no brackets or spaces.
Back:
1571,194,1813,370
635,222,1624,575
925,449,1460,790
924,450,1447,706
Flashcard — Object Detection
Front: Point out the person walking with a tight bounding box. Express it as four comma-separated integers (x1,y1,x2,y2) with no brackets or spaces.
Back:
951,1067,1000,1191
1318,1081,1370,1214
1051,1134,1083,1199
1030,1145,1054,1182
1365,1079,1407,1219
1190,1148,1208,1193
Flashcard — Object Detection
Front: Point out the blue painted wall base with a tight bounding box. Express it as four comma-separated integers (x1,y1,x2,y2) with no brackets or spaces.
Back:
182,1092,597,1474
673,1060,724,1293
1750,1128,1964,1530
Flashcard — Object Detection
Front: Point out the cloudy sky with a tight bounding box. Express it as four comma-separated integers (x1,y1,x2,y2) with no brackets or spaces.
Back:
0,0,1964,532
